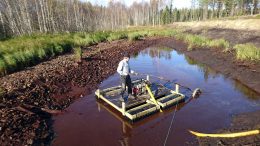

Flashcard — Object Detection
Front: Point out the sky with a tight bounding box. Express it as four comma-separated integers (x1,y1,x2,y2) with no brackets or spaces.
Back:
81,0,193,9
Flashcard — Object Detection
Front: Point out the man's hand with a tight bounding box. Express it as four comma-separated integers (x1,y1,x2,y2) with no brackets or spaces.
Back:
130,70,138,75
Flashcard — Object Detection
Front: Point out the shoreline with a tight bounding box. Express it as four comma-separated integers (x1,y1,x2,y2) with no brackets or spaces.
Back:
0,36,259,145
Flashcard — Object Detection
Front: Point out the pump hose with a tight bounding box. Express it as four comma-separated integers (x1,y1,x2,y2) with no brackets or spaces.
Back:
189,129,260,138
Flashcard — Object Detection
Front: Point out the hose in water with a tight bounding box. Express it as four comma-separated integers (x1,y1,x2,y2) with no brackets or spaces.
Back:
189,129,260,138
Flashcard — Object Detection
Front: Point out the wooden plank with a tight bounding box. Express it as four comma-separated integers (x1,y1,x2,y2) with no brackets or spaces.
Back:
157,94,185,108
125,103,160,120
95,90,123,114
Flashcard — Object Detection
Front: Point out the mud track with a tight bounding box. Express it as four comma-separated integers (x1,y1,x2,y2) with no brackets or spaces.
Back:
0,37,259,145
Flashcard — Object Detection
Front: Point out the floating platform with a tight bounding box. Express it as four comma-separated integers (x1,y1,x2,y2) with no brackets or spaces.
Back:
95,78,185,121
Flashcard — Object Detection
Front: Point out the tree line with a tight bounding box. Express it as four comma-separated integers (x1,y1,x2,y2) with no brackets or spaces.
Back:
161,0,260,24
0,0,259,38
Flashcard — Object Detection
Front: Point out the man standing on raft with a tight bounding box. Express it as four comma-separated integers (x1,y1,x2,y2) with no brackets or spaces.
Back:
117,53,137,102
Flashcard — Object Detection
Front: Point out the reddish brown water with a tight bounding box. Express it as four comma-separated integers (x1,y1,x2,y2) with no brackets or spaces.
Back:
52,47,260,146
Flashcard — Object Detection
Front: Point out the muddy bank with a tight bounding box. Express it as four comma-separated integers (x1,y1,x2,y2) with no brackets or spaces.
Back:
0,36,259,145
0,38,161,145
185,27,260,48
198,110,260,146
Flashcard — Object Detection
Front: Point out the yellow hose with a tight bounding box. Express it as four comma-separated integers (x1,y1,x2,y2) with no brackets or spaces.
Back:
145,85,163,112
189,129,260,138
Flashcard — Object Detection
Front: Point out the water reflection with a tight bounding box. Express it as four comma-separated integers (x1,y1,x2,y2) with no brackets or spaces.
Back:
138,47,259,100
140,47,172,60
98,47,260,145
233,80,260,100
53,47,260,146
184,55,220,81
96,96,195,146
184,55,260,100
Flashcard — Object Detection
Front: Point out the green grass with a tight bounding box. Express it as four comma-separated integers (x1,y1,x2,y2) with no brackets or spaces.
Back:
91,32,110,43
255,14,260,19
0,28,258,77
183,34,208,51
107,32,128,42
0,34,74,75
207,38,230,50
0,59,7,76
234,43,260,61
73,47,82,62
128,32,143,41
0,87,4,97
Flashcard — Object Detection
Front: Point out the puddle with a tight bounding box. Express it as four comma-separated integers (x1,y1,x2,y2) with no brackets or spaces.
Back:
52,47,260,146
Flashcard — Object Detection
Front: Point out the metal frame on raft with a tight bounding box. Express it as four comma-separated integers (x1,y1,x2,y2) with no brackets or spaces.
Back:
95,75,185,121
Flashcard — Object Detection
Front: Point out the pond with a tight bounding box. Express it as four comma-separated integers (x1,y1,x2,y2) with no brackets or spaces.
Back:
52,47,260,146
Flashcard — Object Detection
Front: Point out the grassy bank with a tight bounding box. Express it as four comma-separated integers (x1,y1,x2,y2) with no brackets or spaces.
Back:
0,28,259,76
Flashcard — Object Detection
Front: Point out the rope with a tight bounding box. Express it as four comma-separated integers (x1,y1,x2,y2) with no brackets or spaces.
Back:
163,101,179,146
136,73,170,82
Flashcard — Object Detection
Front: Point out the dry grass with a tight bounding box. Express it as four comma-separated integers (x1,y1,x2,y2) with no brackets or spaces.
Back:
172,19,260,31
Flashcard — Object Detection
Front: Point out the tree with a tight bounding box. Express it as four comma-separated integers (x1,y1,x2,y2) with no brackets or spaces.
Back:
199,0,209,20
161,6,171,24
